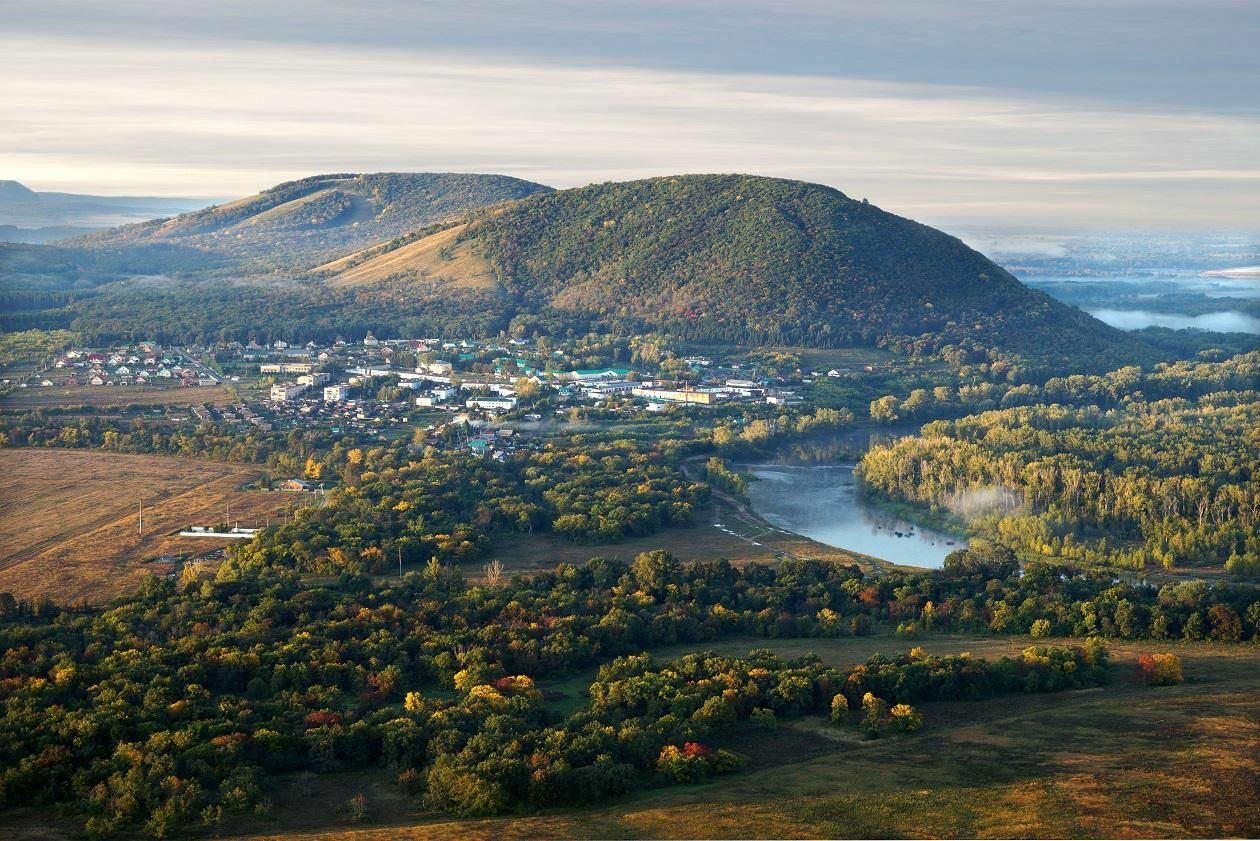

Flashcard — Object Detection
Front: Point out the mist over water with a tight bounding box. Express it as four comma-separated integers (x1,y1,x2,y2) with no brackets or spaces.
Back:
1088,308,1260,333
737,461,964,569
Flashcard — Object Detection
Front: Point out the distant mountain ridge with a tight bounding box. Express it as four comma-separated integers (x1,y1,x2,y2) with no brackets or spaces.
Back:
70,172,553,268
321,174,1140,364
0,180,208,239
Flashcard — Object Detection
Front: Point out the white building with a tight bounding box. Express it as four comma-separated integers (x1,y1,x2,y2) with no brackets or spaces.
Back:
466,396,518,412
261,362,313,375
416,387,457,406
323,384,351,402
270,382,306,401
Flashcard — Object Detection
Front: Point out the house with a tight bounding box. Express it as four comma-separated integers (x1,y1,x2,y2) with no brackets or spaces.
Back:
89,375,105,386
279,478,317,492
363,332,379,346
323,384,351,402
298,372,331,387
590,380,636,395
466,396,518,412
270,382,307,401
559,368,635,382
631,387,718,405
273,340,289,349
261,362,312,375
418,360,453,375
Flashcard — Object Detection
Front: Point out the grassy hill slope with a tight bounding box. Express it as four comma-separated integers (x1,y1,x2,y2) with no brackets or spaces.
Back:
67,172,552,269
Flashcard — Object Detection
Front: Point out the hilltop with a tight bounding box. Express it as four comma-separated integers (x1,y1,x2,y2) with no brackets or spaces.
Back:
323,174,1141,365
69,172,552,268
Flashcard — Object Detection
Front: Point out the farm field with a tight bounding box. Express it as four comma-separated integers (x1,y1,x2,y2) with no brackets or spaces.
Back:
0,449,290,603
198,634,1260,841
0,383,238,410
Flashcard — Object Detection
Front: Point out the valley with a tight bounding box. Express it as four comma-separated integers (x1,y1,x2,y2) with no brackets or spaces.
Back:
1,171,1257,841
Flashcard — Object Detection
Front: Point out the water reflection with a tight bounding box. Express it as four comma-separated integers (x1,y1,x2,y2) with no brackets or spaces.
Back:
736,442,965,569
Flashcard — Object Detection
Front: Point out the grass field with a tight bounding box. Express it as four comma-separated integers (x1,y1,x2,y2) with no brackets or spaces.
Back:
208,633,1260,841
0,383,239,410
0,449,290,603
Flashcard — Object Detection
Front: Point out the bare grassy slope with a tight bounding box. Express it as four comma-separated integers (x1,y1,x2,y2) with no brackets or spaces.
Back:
320,224,497,288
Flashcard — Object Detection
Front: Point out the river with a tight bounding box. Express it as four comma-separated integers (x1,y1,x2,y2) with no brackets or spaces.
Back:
735,426,966,568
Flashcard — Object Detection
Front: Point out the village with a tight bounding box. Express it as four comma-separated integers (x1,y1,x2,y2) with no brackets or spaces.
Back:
16,342,222,390
6,332,881,463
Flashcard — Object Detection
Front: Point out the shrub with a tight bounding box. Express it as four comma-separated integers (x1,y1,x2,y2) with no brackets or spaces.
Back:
750,706,777,730
1135,652,1184,686
888,704,923,732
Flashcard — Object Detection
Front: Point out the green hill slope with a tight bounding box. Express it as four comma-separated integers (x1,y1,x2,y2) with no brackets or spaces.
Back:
348,174,1141,364
67,172,552,268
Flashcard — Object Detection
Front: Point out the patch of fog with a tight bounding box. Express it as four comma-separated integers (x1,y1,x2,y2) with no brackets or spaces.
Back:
1088,308,1260,333
945,486,1021,519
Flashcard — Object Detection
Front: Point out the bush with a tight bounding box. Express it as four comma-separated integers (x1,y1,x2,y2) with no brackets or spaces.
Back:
346,793,369,823
1135,652,1184,686
750,707,778,730
888,704,923,732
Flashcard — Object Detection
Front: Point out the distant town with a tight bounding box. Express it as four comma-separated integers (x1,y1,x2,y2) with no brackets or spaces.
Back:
9,332,883,459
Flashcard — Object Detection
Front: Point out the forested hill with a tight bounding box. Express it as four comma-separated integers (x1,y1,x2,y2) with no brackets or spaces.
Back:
66,172,553,268
400,175,1137,365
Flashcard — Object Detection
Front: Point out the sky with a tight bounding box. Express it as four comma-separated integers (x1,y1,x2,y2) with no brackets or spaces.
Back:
2,0,1258,230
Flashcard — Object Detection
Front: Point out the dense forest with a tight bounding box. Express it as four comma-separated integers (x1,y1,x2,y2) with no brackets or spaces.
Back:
860,353,1260,575
5,542,1249,836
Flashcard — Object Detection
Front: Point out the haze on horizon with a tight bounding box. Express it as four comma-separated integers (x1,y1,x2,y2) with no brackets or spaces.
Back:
2,0,1258,231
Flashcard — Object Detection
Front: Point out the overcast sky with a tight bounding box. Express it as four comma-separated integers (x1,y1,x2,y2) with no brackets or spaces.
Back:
3,0,1257,230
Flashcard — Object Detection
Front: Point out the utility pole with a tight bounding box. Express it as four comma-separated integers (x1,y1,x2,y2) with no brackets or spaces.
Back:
398,545,403,580
138,497,143,536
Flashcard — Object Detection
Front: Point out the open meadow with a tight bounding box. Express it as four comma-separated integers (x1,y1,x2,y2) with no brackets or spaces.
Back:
0,383,239,411
0,449,290,603
204,633,1260,841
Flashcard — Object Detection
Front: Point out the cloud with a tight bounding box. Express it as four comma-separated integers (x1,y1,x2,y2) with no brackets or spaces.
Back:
1,33,1257,229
